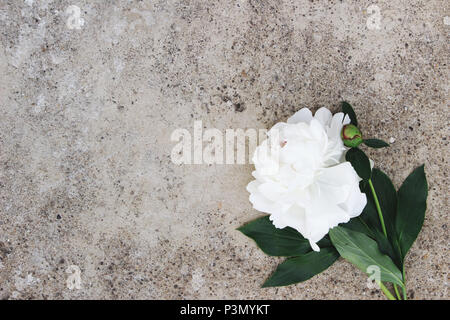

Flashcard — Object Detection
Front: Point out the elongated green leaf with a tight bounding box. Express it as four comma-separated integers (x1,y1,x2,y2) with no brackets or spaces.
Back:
262,247,339,287
366,169,403,268
237,216,312,256
343,221,401,272
343,216,400,271
344,169,402,269
329,226,404,286
358,185,381,233
343,216,375,238
396,165,428,259
341,101,357,126
371,228,401,270
366,169,397,240
363,139,390,148
345,148,371,181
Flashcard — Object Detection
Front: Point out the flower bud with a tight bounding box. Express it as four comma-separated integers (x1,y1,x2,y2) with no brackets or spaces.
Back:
341,124,363,148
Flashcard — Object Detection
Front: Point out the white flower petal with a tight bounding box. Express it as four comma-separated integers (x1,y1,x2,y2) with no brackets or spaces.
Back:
269,212,288,229
275,204,307,235
309,240,320,252
247,181,278,215
258,182,287,202
343,114,351,125
328,112,346,138
253,140,281,176
314,107,333,127
317,162,360,186
318,182,350,205
309,118,327,141
340,183,367,217
287,108,313,124
305,198,349,241
246,179,260,194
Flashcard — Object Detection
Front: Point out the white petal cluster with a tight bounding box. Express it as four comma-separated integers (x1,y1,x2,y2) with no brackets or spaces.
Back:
247,108,367,251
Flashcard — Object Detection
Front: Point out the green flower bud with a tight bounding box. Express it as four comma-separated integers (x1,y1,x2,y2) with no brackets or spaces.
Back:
341,124,363,148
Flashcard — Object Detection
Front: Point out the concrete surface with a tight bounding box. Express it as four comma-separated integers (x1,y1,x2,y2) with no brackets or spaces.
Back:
0,0,448,299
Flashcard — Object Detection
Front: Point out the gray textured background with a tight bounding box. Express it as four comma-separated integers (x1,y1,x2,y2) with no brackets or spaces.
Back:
0,0,448,299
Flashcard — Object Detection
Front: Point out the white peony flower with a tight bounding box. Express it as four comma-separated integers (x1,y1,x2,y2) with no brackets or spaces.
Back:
247,107,367,252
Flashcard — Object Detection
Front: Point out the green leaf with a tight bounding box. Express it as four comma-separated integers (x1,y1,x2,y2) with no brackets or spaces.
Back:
329,226,404,286
359,188,382,233
262,247,339,287
395,165,428,260
345,148,371,181
371,228,401,270
344,169,402,269
341,101,357,126
367,169,398,240
363,139,390,148
343,216,400,270
237,216,312,256
343,216,375,239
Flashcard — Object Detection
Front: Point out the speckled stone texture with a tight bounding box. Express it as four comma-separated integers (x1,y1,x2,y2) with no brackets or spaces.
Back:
0,0,448,300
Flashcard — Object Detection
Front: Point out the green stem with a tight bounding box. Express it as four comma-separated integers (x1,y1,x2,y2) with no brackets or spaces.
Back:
402,267,407,300
377,281,396,300
368,179,387,237
394,284,402,300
